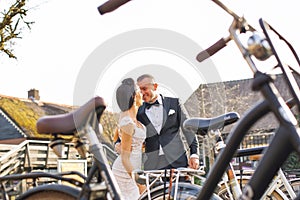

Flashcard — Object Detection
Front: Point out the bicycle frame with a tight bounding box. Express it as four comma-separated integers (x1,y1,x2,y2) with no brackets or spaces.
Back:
77,138,120,199
196,1,300,199
66,109,124,200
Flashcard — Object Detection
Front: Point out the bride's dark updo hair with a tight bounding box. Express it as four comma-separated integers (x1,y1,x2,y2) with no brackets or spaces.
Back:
116,78,137,111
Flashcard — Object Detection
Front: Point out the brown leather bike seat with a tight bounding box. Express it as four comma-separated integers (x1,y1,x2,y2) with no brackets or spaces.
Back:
36,96,106,135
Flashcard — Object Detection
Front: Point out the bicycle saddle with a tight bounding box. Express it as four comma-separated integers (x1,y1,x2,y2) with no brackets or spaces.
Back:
36,96,106,135
183,112,240,136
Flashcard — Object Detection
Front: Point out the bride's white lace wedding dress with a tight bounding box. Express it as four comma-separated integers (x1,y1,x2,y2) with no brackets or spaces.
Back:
112,116,146,200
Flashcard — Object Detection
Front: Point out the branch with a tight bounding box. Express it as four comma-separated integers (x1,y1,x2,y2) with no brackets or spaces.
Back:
3,48,16,59
0,0,33,59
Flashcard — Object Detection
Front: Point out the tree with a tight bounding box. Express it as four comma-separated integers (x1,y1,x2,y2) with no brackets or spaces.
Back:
100,110,119,145
0,0,33,59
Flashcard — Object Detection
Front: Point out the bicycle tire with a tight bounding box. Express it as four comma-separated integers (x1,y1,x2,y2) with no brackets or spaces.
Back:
16,184,80,200
217,177,285,200
139,182,222,200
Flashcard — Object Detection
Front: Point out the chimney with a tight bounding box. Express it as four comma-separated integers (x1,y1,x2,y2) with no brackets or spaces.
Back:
28,89,40,100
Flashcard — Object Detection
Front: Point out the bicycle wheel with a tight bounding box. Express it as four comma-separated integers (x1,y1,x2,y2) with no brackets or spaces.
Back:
217,176,250,200
17,184,80,200
139,182,222,200
217,177,285,200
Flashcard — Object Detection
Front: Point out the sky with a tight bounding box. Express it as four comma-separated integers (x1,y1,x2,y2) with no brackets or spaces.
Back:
1,0,300,111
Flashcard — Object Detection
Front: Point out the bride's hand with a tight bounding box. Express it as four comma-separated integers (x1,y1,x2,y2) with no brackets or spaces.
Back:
137,183,146,194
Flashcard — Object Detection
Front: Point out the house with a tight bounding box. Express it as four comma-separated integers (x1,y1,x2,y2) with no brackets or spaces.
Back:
0,89,115,145
184,73,299,148
184,73,298,129
0,108,26,143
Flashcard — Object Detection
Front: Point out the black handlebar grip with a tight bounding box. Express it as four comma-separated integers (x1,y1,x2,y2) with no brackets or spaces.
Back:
196,38,228,62
98,0,131,15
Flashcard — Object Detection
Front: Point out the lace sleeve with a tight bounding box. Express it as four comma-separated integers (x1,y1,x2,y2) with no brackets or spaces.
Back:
119,116,133,126
119,116,134,136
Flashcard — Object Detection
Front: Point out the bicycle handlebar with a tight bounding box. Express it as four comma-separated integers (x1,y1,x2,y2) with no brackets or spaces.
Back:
98,0,131,15
196,37,231,62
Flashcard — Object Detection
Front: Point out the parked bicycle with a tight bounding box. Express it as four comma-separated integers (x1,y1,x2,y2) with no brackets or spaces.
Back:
183,111,299,200
133,112,240,200
1,96,124,200
217,146,299,200
194,0,300,199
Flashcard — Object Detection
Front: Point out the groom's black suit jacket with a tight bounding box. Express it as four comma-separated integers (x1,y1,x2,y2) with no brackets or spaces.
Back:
137,95,199,170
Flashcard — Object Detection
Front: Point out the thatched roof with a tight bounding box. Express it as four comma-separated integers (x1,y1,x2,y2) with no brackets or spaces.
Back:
0,95,116,145
0,95,74,139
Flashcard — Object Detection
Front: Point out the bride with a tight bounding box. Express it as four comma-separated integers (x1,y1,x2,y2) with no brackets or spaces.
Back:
112,78,146,200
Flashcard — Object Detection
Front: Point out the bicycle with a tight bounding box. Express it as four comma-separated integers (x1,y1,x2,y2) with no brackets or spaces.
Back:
236,146,300,200
184,112,243,199
98,0,300,199
1,96,124,200
194,0,300,199
217,146,299,200
183,112,298,200
132,112,240,200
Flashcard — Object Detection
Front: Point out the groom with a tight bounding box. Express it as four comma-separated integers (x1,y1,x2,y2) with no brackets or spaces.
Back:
136,74,199,170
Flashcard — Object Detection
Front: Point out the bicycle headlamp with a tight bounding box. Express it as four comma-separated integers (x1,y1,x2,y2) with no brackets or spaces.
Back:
247,32,272,61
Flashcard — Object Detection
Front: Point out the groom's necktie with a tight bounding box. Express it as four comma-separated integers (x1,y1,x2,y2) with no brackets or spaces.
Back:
145,100,159,109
